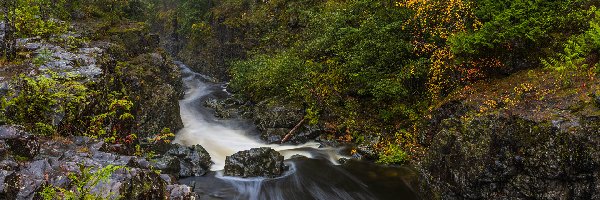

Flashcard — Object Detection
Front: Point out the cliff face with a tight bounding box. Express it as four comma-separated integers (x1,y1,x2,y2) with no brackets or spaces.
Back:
417,69,600,199
99,22,185,136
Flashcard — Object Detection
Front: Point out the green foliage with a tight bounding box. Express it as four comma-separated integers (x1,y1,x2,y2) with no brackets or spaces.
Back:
541,8,600,85
230,0,427,129
449,0,599,69
70,0,147,22
32,48,53,66
40,164,124,200
1,73,89,135
1,65,139,141
376,144,409,165
11,0,69,37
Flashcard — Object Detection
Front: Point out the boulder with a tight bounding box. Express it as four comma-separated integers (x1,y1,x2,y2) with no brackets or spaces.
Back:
224,147,285,178
153,144,212,177
167,184,197,200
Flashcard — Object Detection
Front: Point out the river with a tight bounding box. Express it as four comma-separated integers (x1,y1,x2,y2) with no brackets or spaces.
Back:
173,63,419,200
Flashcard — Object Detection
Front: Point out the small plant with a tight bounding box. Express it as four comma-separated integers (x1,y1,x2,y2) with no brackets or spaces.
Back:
32,48,53,66
377,144,409,165
39,164,125,200
2,73,89,135
153,128,175,144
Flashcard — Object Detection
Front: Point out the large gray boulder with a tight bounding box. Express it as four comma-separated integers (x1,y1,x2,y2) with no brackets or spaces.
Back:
224,147,284,178
153,144,212,177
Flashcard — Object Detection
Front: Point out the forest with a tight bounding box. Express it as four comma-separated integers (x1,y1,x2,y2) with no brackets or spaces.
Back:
146,0,600,163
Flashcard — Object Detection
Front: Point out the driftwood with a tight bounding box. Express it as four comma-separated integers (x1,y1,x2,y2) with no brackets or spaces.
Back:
280,118,305,143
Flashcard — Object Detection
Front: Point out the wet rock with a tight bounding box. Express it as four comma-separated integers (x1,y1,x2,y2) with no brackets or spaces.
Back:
262,128,287,144
167,184,197,200
154,144,212,177
85,167,166,199
224,147,285,178
203,98,244,119
127,157,152,169
118,168,168,199
355,143,378,161
0,159,18,171
0,170,13,194
2,172,21,199
253,103,303,131
0,141,7,158
0,80,8,99
154,155,181,175
99,143,131,155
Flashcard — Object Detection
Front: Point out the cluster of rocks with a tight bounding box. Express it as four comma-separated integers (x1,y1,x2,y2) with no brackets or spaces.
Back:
204,98,323,144
0,125,206,199
16,35,103,79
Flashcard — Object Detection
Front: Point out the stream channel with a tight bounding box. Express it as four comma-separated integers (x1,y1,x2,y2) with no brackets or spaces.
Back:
173,63,419,200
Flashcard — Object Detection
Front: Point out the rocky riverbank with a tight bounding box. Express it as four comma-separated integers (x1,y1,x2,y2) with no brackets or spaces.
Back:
415,69,600,199
0,18,194,199
0,125,205,199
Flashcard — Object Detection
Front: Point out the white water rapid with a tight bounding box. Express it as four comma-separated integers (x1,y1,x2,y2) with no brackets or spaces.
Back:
173,64,342,170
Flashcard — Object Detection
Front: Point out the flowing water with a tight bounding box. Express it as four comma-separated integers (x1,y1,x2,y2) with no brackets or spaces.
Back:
174,63,419,200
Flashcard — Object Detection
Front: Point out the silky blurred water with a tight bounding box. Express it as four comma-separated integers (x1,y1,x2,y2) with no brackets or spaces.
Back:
174,63,419,200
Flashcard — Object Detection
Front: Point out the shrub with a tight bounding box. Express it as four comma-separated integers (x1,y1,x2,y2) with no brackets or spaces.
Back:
40,164,125,200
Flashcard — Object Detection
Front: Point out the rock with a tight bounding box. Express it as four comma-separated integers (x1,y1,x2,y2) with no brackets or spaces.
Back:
0,170,13,194
85,167,168,199
3,159,52,199
127,157,152,169
116,52,184,139
261,126,322,144
154,144,212,177
0,126,39,159
153,155,181,176
252,103,303,131
224,147,285,178
118,168,168,199
2,172,21,199
167,184,197,200
261,128,287,144
417,115,600,199
0,80,8,98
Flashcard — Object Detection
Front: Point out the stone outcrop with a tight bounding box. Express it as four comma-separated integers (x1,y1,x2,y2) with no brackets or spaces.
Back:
416,103,600,199
204,97,324,144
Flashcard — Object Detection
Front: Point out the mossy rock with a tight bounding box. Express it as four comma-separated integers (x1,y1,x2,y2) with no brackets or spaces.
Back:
418,115,600,199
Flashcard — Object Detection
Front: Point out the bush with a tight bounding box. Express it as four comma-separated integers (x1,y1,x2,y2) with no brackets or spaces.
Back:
40,164,125,200
2,73,89,135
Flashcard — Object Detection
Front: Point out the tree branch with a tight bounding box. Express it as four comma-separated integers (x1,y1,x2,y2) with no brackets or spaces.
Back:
280,118,305,144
